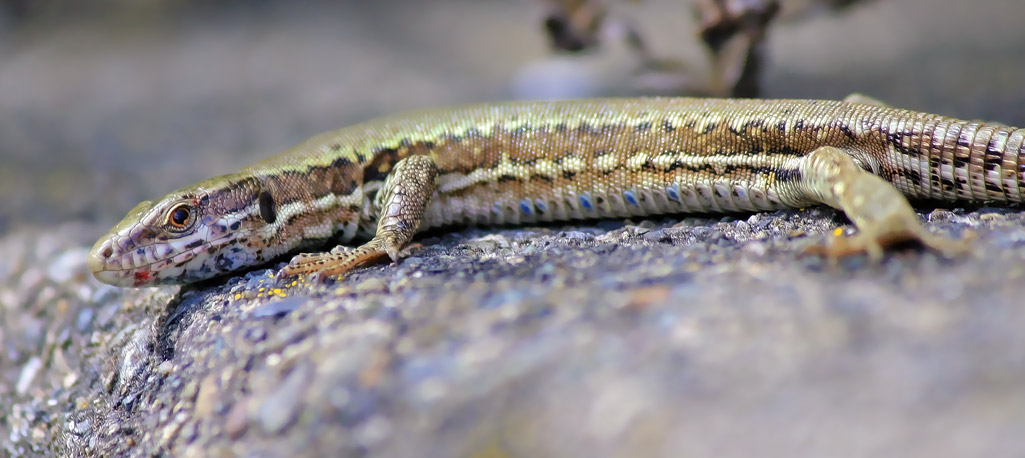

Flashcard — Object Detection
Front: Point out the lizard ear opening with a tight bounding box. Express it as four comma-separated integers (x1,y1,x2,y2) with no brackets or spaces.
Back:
258,191,277,224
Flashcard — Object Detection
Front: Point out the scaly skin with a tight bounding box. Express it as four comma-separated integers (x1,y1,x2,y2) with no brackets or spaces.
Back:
87,97,1025,287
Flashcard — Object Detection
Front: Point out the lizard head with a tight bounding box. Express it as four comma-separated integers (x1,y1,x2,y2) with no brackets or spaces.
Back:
87,174,280,287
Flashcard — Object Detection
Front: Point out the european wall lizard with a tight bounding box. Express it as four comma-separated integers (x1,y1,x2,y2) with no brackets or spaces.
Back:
87,97,1025,287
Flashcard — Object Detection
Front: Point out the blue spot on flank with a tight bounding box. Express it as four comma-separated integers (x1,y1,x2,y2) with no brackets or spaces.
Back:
624,190,639,206
667,184,680,201
534,198,548,213
579,194,593,209
520,200,533,215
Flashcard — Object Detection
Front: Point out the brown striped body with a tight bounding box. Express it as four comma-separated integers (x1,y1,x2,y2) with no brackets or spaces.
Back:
88,98,1025,286
253,99,1023,233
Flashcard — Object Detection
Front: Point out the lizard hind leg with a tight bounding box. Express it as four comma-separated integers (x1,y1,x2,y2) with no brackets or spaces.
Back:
841,93,890,107
796,146,968,260
278,154,439,281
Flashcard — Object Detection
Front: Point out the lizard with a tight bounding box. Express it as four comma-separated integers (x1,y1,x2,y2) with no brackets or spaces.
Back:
87,97,1025,287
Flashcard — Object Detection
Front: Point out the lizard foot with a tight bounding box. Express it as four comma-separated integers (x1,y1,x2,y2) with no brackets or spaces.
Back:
801,225,973,262
796,146,974,264
277,239,393,283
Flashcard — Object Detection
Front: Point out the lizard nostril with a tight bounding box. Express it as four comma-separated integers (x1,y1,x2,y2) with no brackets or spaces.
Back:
88,240,113,274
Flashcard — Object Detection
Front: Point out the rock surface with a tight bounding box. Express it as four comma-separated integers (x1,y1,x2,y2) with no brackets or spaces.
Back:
4,211,1025,457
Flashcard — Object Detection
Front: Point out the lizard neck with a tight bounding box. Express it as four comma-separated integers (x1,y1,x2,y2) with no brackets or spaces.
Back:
241,151,368,260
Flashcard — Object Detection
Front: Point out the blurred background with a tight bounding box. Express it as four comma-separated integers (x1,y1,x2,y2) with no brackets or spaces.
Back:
2,0,1024,235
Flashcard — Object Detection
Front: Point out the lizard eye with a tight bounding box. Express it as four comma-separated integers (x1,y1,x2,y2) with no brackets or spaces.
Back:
165,203,195,232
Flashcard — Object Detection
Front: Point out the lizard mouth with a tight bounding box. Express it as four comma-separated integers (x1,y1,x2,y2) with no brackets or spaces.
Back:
87,231,245,286
87,236,177,287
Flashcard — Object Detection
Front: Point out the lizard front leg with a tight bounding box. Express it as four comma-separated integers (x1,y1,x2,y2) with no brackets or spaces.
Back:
279,154,439,279
796,146,967,260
